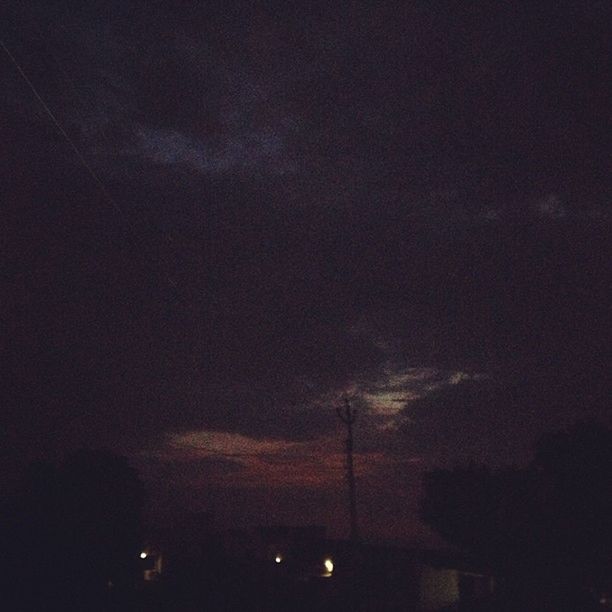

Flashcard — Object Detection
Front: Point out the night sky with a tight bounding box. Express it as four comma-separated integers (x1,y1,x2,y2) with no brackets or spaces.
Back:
2,1,611,543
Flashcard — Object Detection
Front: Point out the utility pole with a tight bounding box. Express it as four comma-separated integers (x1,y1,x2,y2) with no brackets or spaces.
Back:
336,398,359,542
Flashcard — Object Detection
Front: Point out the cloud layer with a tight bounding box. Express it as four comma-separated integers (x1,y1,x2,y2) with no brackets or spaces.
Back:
2,0,610,541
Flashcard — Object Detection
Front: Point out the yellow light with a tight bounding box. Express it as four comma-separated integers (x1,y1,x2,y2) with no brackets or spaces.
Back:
140,552,147,559
275,555,282,563
324,558,334,574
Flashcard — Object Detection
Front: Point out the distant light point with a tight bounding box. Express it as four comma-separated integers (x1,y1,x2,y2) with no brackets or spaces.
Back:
324,558,334,575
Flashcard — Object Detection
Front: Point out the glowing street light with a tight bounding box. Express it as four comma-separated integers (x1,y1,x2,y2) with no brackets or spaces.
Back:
140,551,147,559
275,555,282,564
324,558,334,576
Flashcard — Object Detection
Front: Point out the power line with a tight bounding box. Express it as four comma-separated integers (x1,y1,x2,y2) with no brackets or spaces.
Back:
0,37,124,217
0,36,185,292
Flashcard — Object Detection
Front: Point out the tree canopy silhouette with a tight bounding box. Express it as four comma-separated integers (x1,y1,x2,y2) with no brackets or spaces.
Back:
2,449,145,609
421,420,612,608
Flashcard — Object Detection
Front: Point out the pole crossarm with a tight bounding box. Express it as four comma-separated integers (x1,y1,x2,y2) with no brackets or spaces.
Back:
336,397,357,425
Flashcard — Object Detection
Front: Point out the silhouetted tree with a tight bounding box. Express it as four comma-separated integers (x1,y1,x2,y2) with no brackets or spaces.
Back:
533,421,612,592
2,449,145,610
421,420,612,609
59,450,145,592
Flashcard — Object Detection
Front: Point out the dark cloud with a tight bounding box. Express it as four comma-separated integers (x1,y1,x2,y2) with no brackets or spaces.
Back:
2,0,610,540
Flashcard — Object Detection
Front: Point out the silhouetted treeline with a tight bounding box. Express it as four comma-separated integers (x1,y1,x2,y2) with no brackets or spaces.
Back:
421,420,612,609
1,449,144,611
